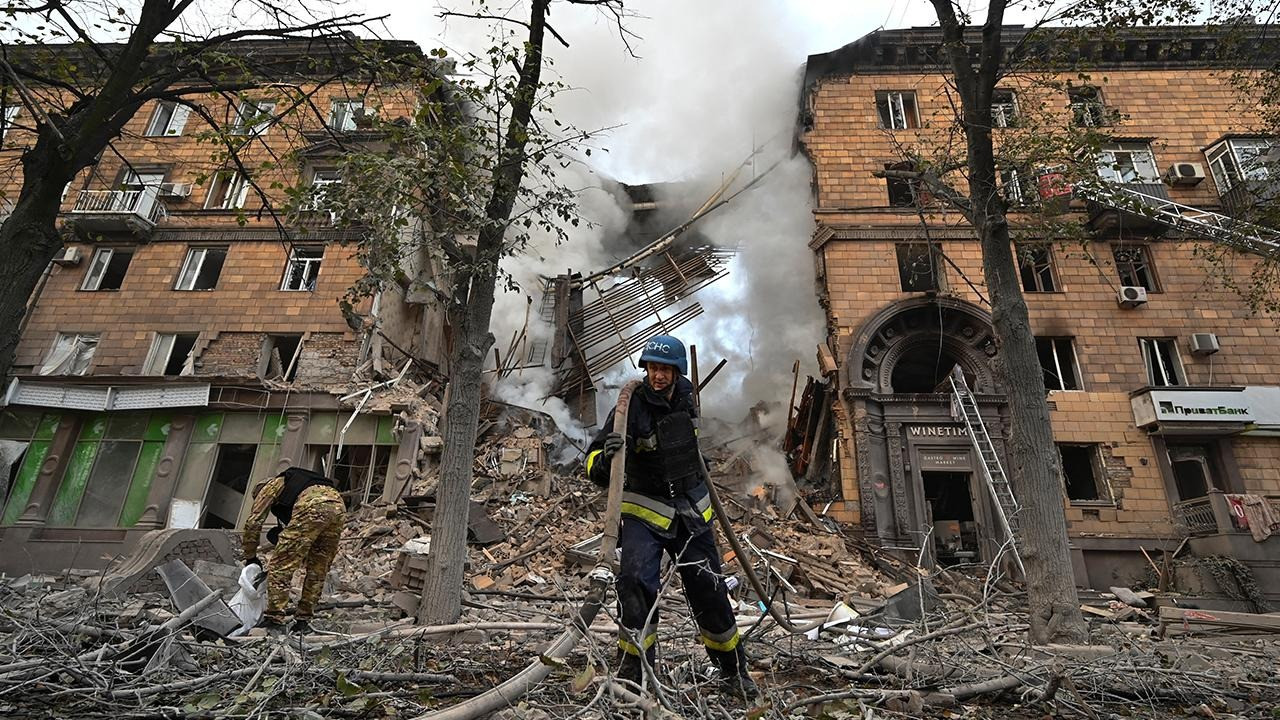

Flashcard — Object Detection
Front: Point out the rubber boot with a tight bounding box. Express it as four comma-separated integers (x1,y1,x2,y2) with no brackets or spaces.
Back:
718,646,759,701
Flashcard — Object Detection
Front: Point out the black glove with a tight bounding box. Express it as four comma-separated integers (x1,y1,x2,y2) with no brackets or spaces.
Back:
244,557,260,569
601,432,624,459
266,525,282,546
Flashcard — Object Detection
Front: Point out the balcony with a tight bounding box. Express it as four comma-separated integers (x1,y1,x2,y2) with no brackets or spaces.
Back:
65,189,166,237
1219,179,1280,222
1085,182,1172,236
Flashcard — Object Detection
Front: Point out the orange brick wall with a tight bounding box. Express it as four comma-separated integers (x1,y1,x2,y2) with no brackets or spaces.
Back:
805,63,1280,538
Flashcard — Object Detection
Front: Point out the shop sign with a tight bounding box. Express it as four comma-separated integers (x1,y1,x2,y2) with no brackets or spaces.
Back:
907,425,969,438
1131,388,1254,427
919,450,972,471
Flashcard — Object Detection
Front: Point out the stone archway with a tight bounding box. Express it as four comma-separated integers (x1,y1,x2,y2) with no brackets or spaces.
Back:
846,297,1001,394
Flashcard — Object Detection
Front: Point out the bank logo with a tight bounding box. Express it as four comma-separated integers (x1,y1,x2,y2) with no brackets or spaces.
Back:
1157,400,1249,417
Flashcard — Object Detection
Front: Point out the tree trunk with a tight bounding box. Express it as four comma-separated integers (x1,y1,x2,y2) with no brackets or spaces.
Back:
416,0,551,626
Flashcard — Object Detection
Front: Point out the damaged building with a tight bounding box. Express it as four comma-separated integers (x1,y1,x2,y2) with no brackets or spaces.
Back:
0,37,448,574
798,25,1280,599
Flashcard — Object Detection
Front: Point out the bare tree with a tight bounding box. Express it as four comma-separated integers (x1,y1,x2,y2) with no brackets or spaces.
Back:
0,0,386,383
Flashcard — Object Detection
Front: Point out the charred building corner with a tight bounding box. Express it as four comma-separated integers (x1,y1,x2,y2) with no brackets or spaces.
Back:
794,24,1280,604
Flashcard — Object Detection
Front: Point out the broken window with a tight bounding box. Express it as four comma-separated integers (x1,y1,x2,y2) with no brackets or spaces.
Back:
144,100,190,137
329,99,367,131
1112,244,1158,291
1140,338,1184,387
0,411,58,526
315,444,394,508
204,171,250,210
1059,444,1107,502
1036,337,1082,391
876,91,920,130
1097,142,1159,184
45,413,169,528
1206,137,1273,192
39,333,98,376
991,89,1018,128
304,169,342,213
231,98,275,135
175,247,227,290
1,105,18,142
261,334,303,382
199,443,257,528
885,161,931,207
999,167,1034,207
1069,86,1110,127
1167,444,1222,501
896,243,940,292
281,246,323,291
1017,244,1057,292
74,439,144,527
143,333,198,376
80,247,134,291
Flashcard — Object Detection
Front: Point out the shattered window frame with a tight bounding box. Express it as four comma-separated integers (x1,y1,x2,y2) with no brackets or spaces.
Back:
1017,244,1058,292
895,242,941,293
875,90,920,130
1035,336,1083,391
1139,337,1184,387
79,247,135,291
991,88,1019,128
204,170,251,210
231,98,276,136
142,332,198,376
260,334,304,382
280,246,324,292
174,247,228,291
1112,244,1159,291
143,100,190,137
39,332,99,376
1058,443,1110,503
1097,142,1160,184
1068,85,1110,127
328,99,366,131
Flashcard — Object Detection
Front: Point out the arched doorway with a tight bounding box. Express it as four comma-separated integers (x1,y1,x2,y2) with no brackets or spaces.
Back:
847,297,1000,395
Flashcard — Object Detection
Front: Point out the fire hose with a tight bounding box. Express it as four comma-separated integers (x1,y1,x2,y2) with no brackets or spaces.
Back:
417,380,821,719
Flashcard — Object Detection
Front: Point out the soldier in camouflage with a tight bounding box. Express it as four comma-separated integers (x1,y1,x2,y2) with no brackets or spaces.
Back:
243,466,345,632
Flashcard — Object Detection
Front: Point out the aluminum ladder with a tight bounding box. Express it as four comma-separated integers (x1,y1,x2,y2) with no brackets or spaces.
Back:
948,367,1026,576
1074,182,1280,258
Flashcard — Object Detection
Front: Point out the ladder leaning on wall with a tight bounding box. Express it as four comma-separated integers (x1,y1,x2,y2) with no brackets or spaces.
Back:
948,366,1027,577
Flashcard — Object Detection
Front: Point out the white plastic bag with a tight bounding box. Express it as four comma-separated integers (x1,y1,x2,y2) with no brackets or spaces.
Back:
228,563,265,637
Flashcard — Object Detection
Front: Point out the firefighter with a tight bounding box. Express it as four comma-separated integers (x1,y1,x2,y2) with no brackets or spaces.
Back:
585,334,758,699
242,466,345,633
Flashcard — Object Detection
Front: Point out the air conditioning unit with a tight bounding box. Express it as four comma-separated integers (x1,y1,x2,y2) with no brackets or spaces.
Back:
52,246,82,266
1165,162,1206,186
159,182,192,198
1189,332,1221,356
1117,285,1148,308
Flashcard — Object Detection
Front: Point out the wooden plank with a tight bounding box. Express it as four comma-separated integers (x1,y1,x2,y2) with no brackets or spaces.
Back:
1159,606,1280,634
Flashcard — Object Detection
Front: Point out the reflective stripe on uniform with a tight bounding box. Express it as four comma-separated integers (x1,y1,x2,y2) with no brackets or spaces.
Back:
586,449,603,476
699,626,741,652
618,629,658,656
620,501,673,530
695,492,713,522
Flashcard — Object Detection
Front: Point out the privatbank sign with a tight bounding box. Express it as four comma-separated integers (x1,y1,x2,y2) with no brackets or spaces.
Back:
1131,388,1255,427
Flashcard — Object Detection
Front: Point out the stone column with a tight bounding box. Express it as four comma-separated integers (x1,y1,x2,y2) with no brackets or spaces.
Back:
134,414,197,529
273,412,310,473
15,416,80,526
387,418,423,501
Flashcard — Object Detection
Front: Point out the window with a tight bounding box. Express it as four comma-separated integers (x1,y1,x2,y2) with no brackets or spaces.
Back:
144,100,190,137
876,91,920,130
999,167,1034,207
885,162,930,207
328,100,366,131
39,333,99,376
1059,444,1108,502
200,443,258,528
1097,142,1159,184
991,89,1018,128
175,247,227,291
204,171,250,210
1167,444,1223,501
232,99,275,135
1035,337,1082,391
281,246,323,291
1,105,18,140
1206,138,1273,193
143,333,198,376
261,334,303,382
1140,338,1184,387
1068,86,1110,127
896,243,940,292
80,247,134,291
1017,244,1058,292
304,168,342,211
1112,244,1158,290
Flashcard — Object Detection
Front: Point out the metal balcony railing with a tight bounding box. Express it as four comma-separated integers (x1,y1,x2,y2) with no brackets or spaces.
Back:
1173,496,1218,536
70,189,166,224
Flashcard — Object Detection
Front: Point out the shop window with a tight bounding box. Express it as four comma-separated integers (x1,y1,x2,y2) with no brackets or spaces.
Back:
1059,444,1108,502
991,89,1018,128
1112,244,1159,291
1140,337,1184,387
175,247,227,291
0,410,59,525
80,247,134,291
315,444,394,508
143,333,198,376
1035,337,1082,391
44,413,169,528
199,443,257,528
144,100,190,137
1017,244,1058,292
1167,444,1223,501
896,243,941,292
876,90,920,130
39,333,98,376
281,246,323,291
261,334,303,382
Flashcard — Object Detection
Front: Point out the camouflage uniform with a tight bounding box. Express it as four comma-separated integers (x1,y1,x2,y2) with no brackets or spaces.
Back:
243,473,345,623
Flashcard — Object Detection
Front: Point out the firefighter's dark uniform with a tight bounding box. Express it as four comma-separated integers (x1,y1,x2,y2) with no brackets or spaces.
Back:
586,376,746,680
243,467,345,624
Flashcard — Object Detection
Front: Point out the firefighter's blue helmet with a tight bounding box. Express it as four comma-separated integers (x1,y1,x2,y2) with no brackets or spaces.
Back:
638,335,687,376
